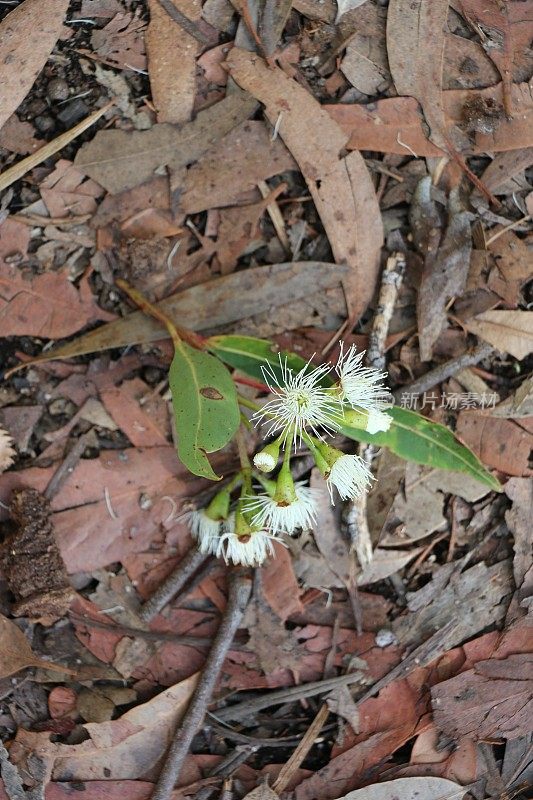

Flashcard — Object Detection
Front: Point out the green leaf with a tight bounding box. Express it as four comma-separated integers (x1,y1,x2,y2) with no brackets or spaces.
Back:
209,333,501,491
207,334,310,383
169,342,240,480
337,406,501,492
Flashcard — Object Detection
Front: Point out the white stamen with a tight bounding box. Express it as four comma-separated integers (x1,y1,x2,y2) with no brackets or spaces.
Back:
326,454,372,502
216,514,283,566
244,483,320,534
253,355,343,448
187,510,222,555
336,343,392,414
366,408,392,434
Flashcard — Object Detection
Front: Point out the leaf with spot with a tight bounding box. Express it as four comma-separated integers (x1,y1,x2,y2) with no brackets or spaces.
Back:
169,342,240,480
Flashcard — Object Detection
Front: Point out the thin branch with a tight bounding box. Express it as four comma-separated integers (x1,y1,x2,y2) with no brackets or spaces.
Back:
139,548,208,622
150,570,252,800
156,0,213,46
392,342,494,402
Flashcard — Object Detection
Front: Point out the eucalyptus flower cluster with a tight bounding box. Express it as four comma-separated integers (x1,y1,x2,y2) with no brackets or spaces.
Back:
186,343,392,567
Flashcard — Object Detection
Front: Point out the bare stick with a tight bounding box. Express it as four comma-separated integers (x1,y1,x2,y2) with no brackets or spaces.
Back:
139,548,208,622
44,429,97,501
156,0,213,46
393,342,494,402
273,703,329,793
344,252,406,571
151,571,252,800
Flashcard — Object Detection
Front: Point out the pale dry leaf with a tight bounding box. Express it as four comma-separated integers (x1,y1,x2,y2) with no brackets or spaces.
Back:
10,673,199,781
464,311,533,360
227,47,383,324
0,427,15,473
386,0,465,152
333,777,469,800
74,92,258,193
0,613,75,679
242,786,281,800
90,9,147,72
357,548,422,586
504,478,533,603
491,375,533,419
146,0,200,124
0,0,70,131
335,0,369,24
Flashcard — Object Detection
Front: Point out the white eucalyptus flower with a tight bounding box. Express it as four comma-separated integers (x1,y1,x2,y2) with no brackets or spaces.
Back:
217,514,282,566
244,482,320,534
253,355,343,447
326,453,372,502
187,510,222,555
335,343,392,432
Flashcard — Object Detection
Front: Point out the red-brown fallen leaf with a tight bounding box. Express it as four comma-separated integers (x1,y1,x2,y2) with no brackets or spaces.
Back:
456,412,532,477
146,0,200,125
0,264,114,339
261,542,304,621
48,686,78,720
0,0,70,131
0,216,30,268
325,81,533,156
432,651,533,741
0,115,39,155
0,446,231,573
40,160,104,218
227,47,383,325
89,9,146,72
100,377,170,447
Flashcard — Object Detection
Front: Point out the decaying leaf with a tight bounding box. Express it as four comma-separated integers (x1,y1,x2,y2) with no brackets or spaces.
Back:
456,412,532,477
464,311,533,360
227,47,383,325
491,375,533,419
0,613,75,679
0,0,70,131
74,92,258,193
505,478,533,607
89,9,147,72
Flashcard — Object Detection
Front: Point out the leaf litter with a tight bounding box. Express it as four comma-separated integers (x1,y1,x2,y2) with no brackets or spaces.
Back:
0,0,532,799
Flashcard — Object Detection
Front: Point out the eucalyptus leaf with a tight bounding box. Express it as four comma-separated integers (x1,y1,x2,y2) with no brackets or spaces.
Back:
209,334,501,491
169,342,240,480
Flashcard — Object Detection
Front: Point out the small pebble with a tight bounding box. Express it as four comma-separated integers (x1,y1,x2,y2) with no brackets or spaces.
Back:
138,493,153,511
47,77,69,101
375,628,398,648
26,98,47,118
34,114,55,133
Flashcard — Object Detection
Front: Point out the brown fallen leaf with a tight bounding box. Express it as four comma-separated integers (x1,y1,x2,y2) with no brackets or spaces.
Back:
486,229,532,306
10,672,199,781
0,614,76,679
0,216,30,268
0,264,114,339
432,651,533,741
180,120,297,214
0,0,70,131
386,0,466,152
74,92,258,193
324,778,469,800
227,47,384,325
261,542,304,622
414,184,472,361
90,9,146,72
457,413,533,478
14,260,347,368
146,0,200,124
464,310,533,360
40,159,105,218
505,477,533,608
325,81,533,156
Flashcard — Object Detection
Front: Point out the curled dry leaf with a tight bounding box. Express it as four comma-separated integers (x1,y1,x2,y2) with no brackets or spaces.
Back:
0,426,15,473
0,613,76,679
227,47,383,325
10,673,199,781
0,0,70,131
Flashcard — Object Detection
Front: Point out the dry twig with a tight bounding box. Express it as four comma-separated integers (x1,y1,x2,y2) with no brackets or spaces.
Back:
139,547,208,622
151,570,252,800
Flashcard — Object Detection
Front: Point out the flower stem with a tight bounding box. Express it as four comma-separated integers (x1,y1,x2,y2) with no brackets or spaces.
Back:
115,279,206,351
